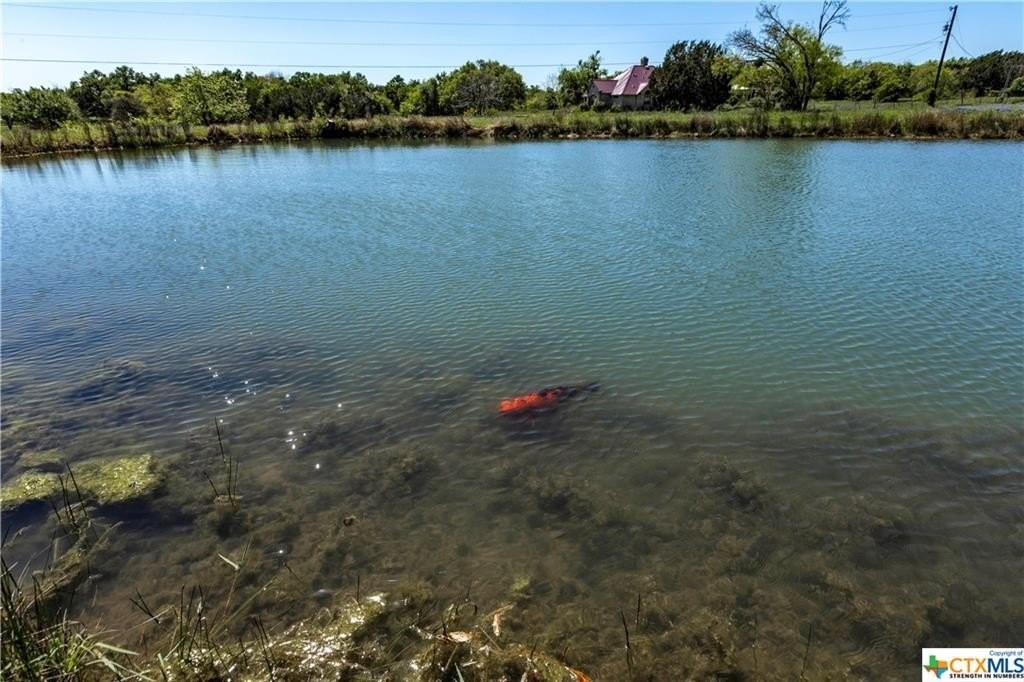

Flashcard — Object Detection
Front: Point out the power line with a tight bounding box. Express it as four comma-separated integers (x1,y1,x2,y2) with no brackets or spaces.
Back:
908,43,947,61
842,40,946,53
852,8,951,18
842,21,951,33
951,30,975,58
0,32,952,54
0,57,649,70
0,31,703,49
872,41,946,62
2,3,750,28
2,2,957,30
0,39,954,72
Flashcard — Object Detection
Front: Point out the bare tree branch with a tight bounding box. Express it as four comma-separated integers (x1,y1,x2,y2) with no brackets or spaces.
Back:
730,0,847,110
818,0,851,39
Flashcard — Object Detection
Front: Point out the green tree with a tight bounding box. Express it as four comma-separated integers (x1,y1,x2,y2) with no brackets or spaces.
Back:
730,1,849,110
649,41,732,111
873,73,910,103
0,87,79,128
910,61,959,102
135,81,177,119
107,90,146,121
525,85,558,110
439,61,526,114
837,61,890,102
243,73,295,120
68,70,110,118
732,63,783,107
400,78,442,115
68,67,156,118
337,72,391,117
556,51,607,107
175,68,249,124
288,72,343,118
383,75,410,111
961,50,1024,97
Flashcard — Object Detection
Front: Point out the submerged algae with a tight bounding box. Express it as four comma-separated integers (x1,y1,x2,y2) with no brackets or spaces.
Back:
74,454,164,505
1,471,62,510
1,454,164,511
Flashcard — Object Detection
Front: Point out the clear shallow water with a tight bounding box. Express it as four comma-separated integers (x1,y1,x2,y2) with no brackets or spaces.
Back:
2,140,1022,678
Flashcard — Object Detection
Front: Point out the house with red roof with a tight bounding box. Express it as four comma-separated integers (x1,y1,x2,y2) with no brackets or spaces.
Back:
587,57,655,110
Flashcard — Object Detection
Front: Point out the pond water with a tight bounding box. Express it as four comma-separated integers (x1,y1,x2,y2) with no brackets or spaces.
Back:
2,140,1022,678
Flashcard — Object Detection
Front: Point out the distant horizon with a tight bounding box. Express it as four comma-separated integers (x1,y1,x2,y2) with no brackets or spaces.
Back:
3,2,1021,90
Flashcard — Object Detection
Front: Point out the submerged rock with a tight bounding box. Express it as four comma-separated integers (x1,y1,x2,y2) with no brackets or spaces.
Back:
352,447,439,500
15,449,66,473
74,454,164,505
301,415,389,455
65,359,149,403
1,471,62,511
697,459,773,513
1,417,70,458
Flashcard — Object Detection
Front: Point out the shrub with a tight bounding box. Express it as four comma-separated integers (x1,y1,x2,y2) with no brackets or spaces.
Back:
903,111,944,137
747,96,767,111
0,88,79,129
205,124,237,144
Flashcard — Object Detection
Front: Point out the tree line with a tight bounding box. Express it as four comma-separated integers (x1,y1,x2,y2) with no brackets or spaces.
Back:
3,1,1022,130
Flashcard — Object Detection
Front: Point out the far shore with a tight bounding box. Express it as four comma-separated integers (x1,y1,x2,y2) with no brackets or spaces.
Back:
3,107,1023,158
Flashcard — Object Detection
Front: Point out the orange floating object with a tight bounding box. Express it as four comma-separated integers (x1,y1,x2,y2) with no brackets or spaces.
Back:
498,388,565,414
497,383,599,416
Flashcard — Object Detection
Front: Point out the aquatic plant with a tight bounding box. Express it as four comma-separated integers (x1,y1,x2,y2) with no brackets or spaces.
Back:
0,470,138,681
202,418,240,512
0,562,140,682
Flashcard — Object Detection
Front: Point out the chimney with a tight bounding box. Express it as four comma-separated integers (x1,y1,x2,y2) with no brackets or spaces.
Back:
640,56,649,67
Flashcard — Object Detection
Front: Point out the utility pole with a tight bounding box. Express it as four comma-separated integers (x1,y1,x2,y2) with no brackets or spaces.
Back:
928,4,958,107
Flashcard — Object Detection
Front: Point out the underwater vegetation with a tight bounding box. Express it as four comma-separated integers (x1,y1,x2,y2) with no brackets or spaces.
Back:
2,454,164,512
2,353,1020,680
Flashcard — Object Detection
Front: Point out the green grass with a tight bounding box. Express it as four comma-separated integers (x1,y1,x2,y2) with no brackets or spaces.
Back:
2,105,1023,157
1,471,141,681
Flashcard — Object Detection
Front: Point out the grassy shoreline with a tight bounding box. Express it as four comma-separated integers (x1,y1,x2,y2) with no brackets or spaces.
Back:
3,108,1023,158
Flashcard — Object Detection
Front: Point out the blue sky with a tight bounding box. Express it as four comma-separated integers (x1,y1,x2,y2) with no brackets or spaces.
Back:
2,2,1021,90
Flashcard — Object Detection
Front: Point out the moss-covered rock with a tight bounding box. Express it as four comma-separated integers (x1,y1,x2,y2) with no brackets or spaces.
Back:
2,453,164,510
74,454,164,505
1,471,62,510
